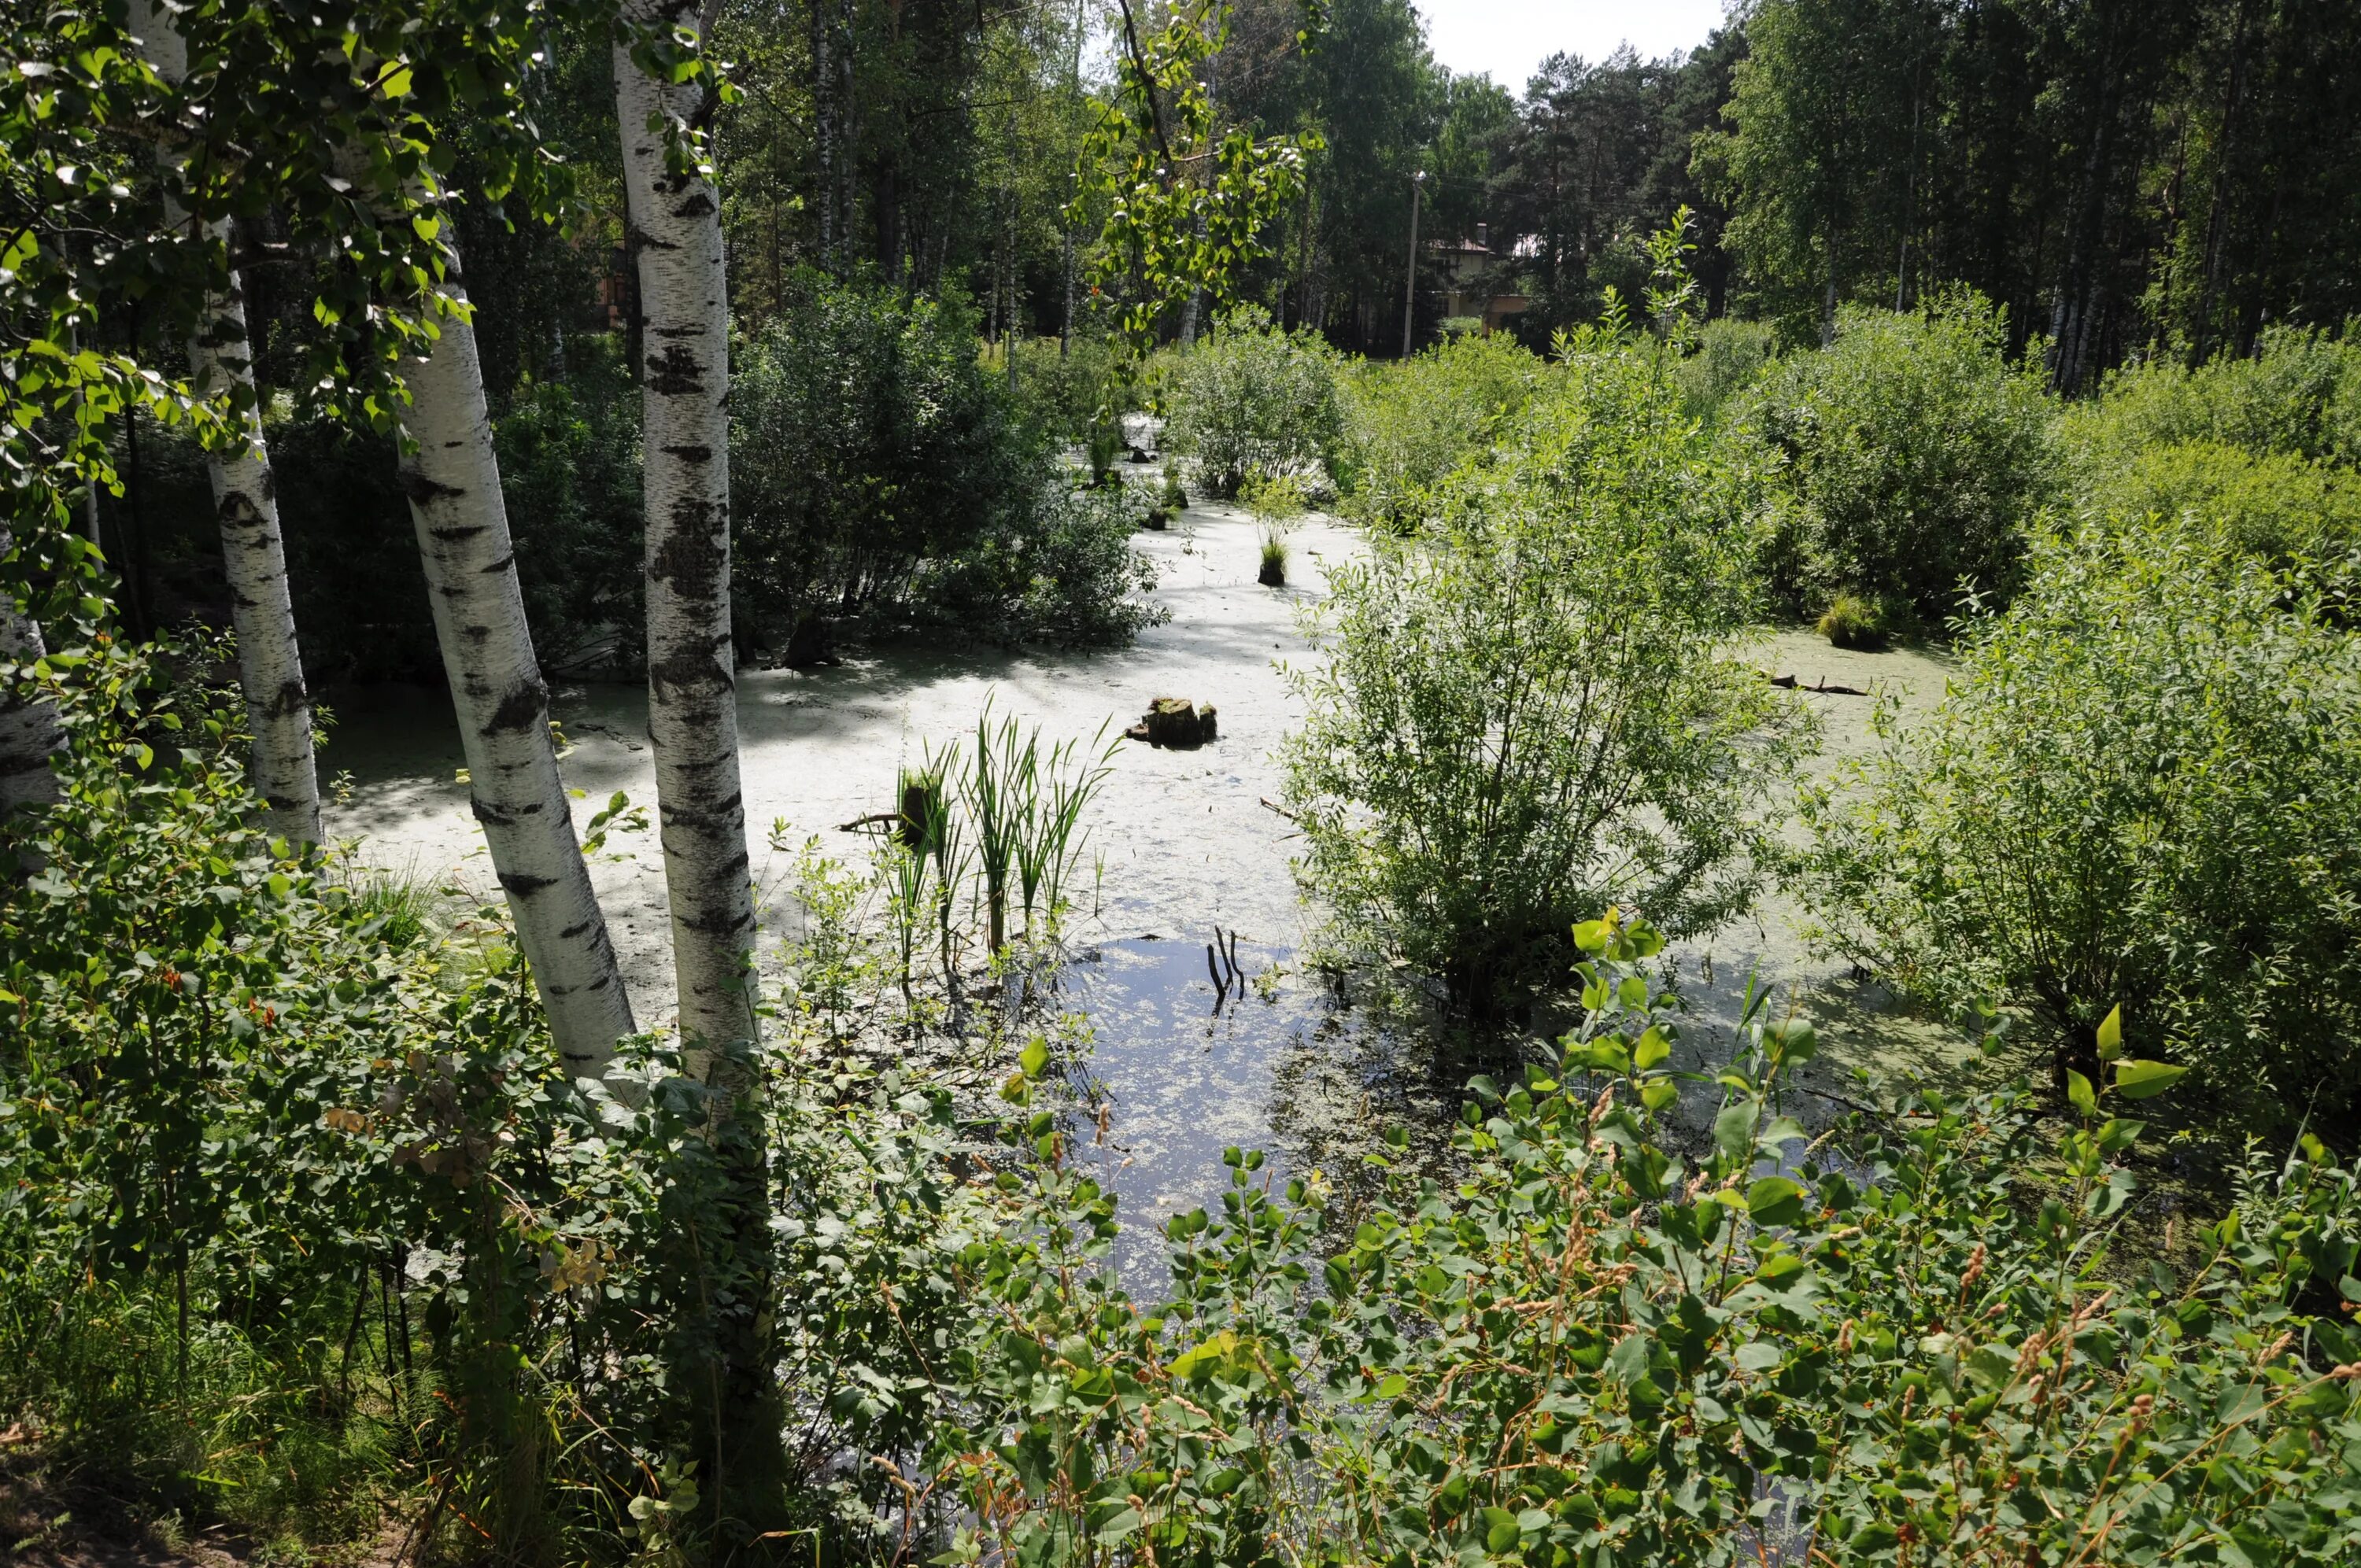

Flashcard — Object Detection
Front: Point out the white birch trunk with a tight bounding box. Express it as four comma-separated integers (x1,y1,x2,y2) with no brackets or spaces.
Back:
0,532,65,817
616,1,760,1053
134,2,322,846
397,252,640,1075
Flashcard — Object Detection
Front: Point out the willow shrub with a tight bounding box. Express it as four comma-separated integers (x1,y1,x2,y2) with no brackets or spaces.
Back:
1284,333,1803,1017
1742,291,2058,619
1334,330,1550,529
1794,515,2361,1142
921,913,2361,1567
1161,304,1343,499
2076,325,2361,467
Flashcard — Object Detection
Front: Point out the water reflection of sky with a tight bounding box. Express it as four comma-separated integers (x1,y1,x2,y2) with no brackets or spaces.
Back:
1049,935,1329,1290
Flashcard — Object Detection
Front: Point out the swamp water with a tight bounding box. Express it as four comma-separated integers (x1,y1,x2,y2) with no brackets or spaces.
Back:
327,499,1970,1271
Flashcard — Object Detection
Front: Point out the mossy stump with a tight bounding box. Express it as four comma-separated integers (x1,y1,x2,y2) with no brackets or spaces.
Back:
1125,696,1218,748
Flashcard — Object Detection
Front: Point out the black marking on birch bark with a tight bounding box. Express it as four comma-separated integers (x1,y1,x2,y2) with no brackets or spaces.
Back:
429,523,490,544
684,905,756,938
560,920,593,939
644,344,704,396
482,553,515,574
498,870,558,898
481,678,549,737
264,679,310,719
647,525,726,599
259,464,277,503
659,444,713,464
400,470,467,504
470,796,515,827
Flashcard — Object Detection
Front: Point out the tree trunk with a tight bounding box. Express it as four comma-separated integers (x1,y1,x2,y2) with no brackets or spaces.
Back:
133,2,323,847
0,532,64,819
616,0,761,1061
617,2,783,1526
397,245,638,1077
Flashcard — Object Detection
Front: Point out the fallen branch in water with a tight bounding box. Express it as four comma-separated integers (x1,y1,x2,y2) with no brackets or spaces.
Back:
1258,795,1302,823
836,811,905,834
1762,672,1871,696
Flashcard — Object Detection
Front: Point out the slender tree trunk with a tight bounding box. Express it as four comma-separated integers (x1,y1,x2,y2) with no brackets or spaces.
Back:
617,2,783,1526
0,532,64,819
616,0,761,1061
397,246,639,1076
133,2,323,846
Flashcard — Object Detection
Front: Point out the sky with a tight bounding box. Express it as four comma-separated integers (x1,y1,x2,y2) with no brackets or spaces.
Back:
1421,0,1733,94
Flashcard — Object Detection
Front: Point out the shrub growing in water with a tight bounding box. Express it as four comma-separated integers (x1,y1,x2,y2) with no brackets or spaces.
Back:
1334,330,1549,529
1284,333,1805,1016
1161,304,1343,498
730,271,1048,658
1794,514,2361,1142
1742,291,2058,618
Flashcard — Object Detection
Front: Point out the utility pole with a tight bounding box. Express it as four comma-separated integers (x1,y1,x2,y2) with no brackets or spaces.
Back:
1402,169,1426,358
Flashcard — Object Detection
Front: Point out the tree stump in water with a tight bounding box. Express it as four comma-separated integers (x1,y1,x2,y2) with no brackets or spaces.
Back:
897,770,944,850
1125,696,1218,748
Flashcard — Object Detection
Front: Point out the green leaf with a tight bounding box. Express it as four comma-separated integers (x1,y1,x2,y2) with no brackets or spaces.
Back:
1483,1508,1520,1552
1746,1175,1808,1227
2112,1059,2186,1100
1018,1038,1048,1079
2065,1068,2097,1118
2095,1004,2122,1062
1766,1019,1817,1063
1714,1097,1758,1165
1633,1026,1671,1070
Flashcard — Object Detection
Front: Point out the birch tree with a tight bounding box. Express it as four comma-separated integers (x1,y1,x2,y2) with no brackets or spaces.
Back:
131,2,323,846
615,0,760,1057
393,234,641,1077
615,2,786,1525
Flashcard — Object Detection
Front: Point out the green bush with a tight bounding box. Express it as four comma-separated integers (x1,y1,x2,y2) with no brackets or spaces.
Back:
911,478,1168,647
1283,333,1803,1017
111,338,645,684
2075,324,2361,466
1008,332,1129,447
1161,304,1343,499
1334,330,1549,529
2075,439,2361,614
1794,515,2361,1142
1742,292,2059,618
493,341,647,674
730,271,1048,657
1676,314,1777,422
920,914,2361,1567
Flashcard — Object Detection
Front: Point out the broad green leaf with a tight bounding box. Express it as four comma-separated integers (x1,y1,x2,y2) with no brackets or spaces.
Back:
2112,1058,2186,1100
2095,1004,2122,1062
1746,1175,1808,1227
2065,1068,2097,1118
1018,1038,1048,1079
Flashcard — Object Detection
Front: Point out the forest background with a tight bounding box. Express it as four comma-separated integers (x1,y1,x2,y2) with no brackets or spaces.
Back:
80,0,2361,685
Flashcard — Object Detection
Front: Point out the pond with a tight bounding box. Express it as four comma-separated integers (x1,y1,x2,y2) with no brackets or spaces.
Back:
325,496,1970,1264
